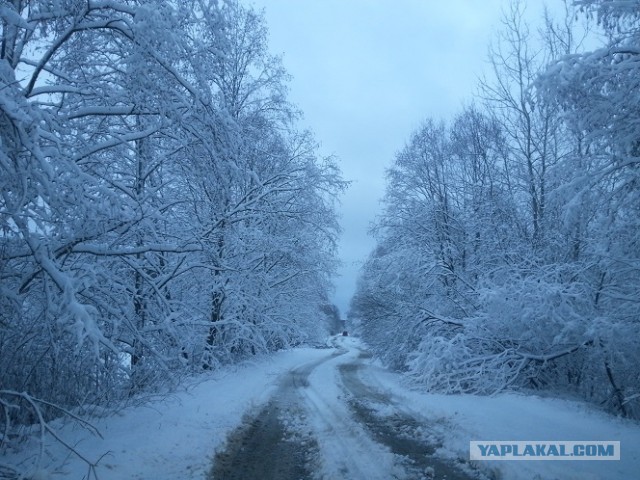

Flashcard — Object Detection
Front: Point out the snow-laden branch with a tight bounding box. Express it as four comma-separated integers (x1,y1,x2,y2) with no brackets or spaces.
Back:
61,104,147,120
0,390,103,478
72,125,161,164
69,243,202,256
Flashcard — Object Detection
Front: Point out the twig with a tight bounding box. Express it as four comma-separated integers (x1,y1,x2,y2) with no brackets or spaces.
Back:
0,390,105,476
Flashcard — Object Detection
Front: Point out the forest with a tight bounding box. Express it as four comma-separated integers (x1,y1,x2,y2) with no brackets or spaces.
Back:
0,0,345,451
351,0,640,419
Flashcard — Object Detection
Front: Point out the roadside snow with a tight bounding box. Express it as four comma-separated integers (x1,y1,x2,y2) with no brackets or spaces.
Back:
358,356,640,480
4,347,335,480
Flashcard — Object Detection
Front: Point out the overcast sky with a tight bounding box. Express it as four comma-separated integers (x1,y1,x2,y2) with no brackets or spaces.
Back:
249,0,552,316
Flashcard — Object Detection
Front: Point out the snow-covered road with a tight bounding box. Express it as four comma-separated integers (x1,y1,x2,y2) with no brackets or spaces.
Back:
212,336,474,479
211,337,475,479
7,336,640,479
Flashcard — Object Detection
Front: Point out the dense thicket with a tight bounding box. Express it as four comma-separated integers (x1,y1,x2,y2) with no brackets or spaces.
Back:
0,0,344,465
351,0,640,418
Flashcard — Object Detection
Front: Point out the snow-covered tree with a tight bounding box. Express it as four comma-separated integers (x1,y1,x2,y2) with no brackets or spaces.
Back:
353,0,639,418
1,2,344,470
537,0,640,417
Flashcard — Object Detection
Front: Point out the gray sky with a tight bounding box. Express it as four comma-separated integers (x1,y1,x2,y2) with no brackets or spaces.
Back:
249,0,546,316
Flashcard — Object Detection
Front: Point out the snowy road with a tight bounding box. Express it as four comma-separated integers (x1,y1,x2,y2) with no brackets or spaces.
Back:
210,337,478,479
8,336,639,479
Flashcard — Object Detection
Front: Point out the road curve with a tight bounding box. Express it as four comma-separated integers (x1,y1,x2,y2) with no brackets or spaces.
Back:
210,337,482,480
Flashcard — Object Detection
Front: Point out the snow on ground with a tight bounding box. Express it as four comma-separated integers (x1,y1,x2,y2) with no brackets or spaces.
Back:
5,336,640,480
358,351,640,480
4,347,335,480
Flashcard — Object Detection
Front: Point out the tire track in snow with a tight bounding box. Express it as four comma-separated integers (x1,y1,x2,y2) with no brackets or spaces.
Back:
210,337,484,480
299,348,407,479
209,350,340,480
338,361,482,480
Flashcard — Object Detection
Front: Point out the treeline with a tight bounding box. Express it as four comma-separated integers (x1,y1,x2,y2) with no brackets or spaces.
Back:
0,0,344,439
351,0,640,418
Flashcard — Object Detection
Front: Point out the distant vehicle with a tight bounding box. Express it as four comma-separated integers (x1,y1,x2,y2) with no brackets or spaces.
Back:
342,331,349,337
